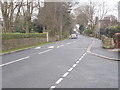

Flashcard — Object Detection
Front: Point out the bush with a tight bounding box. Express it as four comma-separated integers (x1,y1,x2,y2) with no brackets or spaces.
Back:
84,29,94,35
2,33,46,40
100,26,120,38
62,32,68,38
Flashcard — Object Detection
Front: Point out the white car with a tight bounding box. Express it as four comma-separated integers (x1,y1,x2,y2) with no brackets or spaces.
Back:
69,34,78,39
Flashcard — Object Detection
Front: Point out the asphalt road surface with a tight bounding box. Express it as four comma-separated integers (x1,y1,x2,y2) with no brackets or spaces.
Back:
1,35,118,89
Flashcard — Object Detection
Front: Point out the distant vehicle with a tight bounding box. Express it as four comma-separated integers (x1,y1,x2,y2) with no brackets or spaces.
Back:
69,33,78,39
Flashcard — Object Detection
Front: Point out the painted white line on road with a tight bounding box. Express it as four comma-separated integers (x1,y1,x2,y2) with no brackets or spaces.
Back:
38,49,52,54
63,72,69,77
57,46,60,48
68,67,73,72
79,58,82,61
48,46,54,49
50,86,56,89
76,61,79,64
83,53,87,56
67,43,71,44
49,39,93,89
88,51,120,61
72,64,77,68
0,56,30,67
79,53,87,61
35,47,41,49
55,78,63,84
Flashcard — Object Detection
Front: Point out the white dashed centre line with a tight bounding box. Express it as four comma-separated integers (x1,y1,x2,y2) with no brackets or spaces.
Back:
63,72,69,77
55,78,63,84
72,64,77,68
50,86,56,89
49,40,94,89
68,67,73,72
76,61,79,64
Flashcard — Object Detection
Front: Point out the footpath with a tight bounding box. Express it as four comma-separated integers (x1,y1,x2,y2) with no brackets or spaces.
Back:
89,38,120,61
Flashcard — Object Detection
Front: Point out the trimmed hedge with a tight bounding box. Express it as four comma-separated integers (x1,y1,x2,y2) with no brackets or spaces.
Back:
1,33,46,40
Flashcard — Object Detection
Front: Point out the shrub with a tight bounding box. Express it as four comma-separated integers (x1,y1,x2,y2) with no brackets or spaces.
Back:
2,33,46,40
100,26,120,38
62,32,68,38
85,29,94,35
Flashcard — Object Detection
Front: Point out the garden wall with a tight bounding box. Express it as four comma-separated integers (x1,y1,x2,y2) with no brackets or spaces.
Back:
2,37,47,51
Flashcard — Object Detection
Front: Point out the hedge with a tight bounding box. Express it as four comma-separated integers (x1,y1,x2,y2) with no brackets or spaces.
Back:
84,29,94,35
100,26,120,38
1,33,46,40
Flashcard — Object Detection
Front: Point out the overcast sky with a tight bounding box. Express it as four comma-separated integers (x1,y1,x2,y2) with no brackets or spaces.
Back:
75,0,119,18
0,0,119,20
44,0,119,18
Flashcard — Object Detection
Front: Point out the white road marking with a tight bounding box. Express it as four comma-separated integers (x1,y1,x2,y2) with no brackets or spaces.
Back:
76,61,79,64
79,53,87,61
63,72,69,77
57,46,60,48
67,43,71,44
79,58,82,61
50,86,56,89
68,67,73,72
48,46,54,49
0,56,30,67
49,39,93,89
39,49,52,54
72,64,77,68
55,78,63,84
35,47,41,49
83,53,87,56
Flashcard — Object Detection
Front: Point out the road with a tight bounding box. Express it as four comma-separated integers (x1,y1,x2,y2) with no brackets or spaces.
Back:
1,35,118,89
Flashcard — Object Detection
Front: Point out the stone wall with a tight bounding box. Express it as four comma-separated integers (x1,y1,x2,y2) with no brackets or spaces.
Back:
2,37,47,51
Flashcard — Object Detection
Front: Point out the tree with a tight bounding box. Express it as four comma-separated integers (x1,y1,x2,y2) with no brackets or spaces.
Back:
74,1,108,36
0,0,23,33
37,2,73,39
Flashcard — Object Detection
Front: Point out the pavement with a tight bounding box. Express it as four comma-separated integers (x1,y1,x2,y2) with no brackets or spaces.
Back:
0,35,119,89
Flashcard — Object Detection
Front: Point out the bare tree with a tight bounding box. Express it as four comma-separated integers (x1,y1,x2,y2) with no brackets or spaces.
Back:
75,1,109,35
0,0,23,33
37,2,73,38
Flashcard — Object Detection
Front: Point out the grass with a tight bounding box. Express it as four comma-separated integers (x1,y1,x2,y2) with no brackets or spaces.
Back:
1,37,68,54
